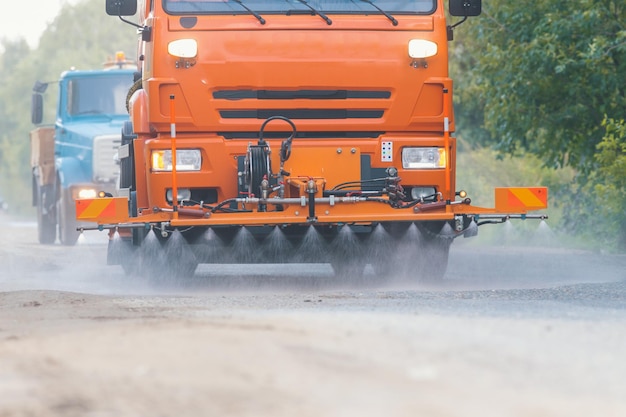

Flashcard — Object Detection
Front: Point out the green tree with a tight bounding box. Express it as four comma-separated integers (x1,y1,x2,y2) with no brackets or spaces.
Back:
0,0,137,213
459,0,625,170
588,117,626,249
0,39,36,201
452,0,626,250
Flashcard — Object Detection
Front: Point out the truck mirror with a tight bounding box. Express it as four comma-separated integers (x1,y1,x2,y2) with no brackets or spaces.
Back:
449,0,481,17
31,94,43,125
106,0,137,17
32,80,48,94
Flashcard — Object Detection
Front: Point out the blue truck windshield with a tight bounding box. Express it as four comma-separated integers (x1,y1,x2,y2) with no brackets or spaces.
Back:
67,75,132,117
164,0,436,15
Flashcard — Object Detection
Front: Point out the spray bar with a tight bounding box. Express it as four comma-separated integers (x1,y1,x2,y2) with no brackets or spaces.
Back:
235,196,368,206
78,223,157,232
476,214,548,220
474,213,548,227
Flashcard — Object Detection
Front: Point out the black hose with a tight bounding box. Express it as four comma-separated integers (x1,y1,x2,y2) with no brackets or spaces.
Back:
249,147,268,197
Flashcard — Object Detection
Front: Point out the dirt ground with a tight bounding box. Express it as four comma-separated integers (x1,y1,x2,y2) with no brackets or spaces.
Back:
2,215,626,417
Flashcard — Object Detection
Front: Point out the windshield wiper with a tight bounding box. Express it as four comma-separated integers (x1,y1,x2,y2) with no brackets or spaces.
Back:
296,0,332,25
231,0,266,25
359,0,398,26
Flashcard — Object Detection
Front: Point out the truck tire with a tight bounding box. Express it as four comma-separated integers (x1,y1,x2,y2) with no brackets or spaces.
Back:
119,121,136,190
369,222,451,284
134,229,199,285
57,186,79,246
415,235,451,282
107,235,137,275
368,223,403,282
125,79,142,113
36,183,57,245
415,222,453,282
330,260,366,281
329,226,367,282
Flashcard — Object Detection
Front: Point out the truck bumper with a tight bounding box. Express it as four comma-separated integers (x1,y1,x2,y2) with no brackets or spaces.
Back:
75,187,548,230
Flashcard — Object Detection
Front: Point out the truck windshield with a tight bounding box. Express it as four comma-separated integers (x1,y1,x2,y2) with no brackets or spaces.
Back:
163,0,436,15
67,75,132,117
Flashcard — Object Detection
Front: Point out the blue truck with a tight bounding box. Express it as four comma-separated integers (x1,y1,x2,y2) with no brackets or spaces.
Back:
30,53,136,245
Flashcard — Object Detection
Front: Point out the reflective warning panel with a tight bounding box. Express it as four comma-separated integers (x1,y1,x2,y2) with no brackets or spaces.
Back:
75,197,129,223
494,187,548,212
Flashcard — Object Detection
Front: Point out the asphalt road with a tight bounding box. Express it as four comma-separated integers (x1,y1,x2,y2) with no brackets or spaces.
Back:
1,215,625,417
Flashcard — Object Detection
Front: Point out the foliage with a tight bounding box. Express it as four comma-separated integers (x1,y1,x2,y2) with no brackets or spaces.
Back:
578,117,626,250
0,0,137,213
451,0,626,251
465,1,624,171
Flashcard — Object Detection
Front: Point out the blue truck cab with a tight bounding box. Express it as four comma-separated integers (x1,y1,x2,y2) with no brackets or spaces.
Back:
30,53,135,245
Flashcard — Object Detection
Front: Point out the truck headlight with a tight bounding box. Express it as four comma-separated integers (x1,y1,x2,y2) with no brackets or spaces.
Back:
168,39,198,58
410,187,437,200
151,149,202,172
401,147,446,169
166,188,192,203
408,39,438,59
76,188,98,200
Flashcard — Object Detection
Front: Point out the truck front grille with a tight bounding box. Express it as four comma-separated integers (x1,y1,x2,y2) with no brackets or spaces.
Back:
215,89,389,120
213,90,391,100
92,134,121,183
220,109,384,119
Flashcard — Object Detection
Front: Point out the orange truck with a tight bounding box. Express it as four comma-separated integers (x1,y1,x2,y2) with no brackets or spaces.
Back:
78,0,547,281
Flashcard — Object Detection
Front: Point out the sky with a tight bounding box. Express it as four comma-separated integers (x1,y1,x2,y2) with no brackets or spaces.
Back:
0,0,80,48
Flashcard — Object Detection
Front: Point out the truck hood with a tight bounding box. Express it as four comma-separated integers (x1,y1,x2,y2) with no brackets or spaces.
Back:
62,118,126,139
146,20,451,134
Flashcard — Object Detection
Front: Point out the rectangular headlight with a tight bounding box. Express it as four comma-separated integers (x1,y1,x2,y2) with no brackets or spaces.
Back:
75,188,98,200
402,147,446,169
151,149,202,172
168,39,198,58
408,39,438,59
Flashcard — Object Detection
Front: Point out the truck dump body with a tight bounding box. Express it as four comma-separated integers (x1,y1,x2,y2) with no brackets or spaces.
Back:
84,0,547,282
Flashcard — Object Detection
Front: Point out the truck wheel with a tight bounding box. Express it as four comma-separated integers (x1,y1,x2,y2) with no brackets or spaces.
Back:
369,222,451,284
331,260,366,281
131,228,198,285
119,121,136,190
415,235,451,282
125,79,142,113
329,226,366,283
107,236,137,275
36,184,57,244
159,230,199,281
57,187,79,246
412,222,453,282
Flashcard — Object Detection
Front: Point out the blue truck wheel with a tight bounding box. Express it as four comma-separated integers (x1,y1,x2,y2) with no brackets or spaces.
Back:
36,184,57,245
57,186,79,246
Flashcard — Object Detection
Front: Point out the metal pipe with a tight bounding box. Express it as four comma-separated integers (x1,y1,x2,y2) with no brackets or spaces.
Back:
307,179,316,221
443,87,451,197
414,200,448,212
234,196,367,205
476,214,548,220
169,94,179,218
78,222,160,232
